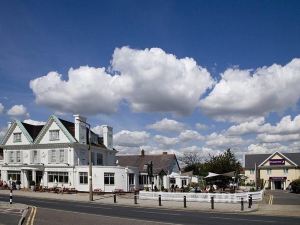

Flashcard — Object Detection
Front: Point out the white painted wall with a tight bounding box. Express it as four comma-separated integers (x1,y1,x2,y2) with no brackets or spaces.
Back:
39,121,70,144
5,125,31,145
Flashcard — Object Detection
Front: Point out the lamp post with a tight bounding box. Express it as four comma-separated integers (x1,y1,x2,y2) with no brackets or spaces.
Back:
76,118,93,201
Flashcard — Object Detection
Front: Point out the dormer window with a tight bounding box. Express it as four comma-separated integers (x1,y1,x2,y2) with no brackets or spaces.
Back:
13,133,22,143
49,130,59,141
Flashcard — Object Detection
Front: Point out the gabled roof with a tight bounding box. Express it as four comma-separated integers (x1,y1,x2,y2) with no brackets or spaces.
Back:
258,151,298,167
21,123,44,141
245,152,300,169
116,153,180,174
1,120,35,145
34,115,77,144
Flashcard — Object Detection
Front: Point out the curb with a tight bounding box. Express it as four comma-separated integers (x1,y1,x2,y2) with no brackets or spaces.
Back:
18,206,29,225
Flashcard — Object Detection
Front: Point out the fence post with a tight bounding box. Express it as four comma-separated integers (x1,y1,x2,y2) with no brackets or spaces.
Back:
159,195,162,206
114,193,117,203
134,194,137,204
184,196,187,208
248,194,252,208
10,189,13,204
241,197,244,211
211,196,214,209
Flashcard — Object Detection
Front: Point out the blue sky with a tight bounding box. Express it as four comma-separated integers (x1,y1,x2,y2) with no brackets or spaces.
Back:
1,0,300,160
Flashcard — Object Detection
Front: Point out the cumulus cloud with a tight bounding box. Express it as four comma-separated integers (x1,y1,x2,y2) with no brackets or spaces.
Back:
112,47,214,115
23,119,46,125
195,123,207,130
257,133,300,143
200,58,300,122
153,135,179,147
30,47,213,116
247,143,286,154
178,130,204,142
147,118,185,132
91,125,103,136
7,105,29,118
0,103,4,114
114,130,150,147
30,67,122,115
181,146,222,158
205,132,244,148
226,117,266,135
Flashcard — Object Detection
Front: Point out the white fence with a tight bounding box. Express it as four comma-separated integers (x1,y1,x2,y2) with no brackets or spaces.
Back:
139,190,263,203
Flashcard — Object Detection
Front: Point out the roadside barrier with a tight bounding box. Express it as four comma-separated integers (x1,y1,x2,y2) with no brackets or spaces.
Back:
211,196,214,209
248,194,252,208
139,190,263,203
184,196,187,208
158,195,162,206
9,189,12,204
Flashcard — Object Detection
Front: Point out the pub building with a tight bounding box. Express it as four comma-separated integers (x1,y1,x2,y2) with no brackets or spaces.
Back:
244,151,300,190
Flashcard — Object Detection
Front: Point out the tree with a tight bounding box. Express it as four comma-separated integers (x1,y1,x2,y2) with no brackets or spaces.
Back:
178,152,203,166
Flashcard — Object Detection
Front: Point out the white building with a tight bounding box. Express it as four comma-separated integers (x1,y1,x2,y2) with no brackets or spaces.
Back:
0,115,138,192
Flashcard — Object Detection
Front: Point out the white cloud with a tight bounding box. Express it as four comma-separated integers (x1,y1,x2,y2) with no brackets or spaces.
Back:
181,145,222,158
147,118,185,132
226,117,266,135
200,58,300,122
7,105,29,117
91,125,103,136
112,47,214,115
30,47,213,116
114,130,150,147
0,103,4,114
247,143,286,154
205,132,244,148
153,135,179,147
30,67,122,115
195,123,207,130
178,129,204,142
262,115,300,135
23,119,46,125
257,133,300,143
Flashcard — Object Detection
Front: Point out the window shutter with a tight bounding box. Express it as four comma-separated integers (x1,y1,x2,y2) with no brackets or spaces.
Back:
20,151,23,164
30,150,34,164
64,149,68,164
48,150,52,164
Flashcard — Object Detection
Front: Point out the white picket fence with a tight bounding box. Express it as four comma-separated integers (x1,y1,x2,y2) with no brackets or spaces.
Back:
139,190,263,203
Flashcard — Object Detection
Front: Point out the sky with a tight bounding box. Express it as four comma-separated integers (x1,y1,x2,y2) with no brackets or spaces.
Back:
0,0,300,162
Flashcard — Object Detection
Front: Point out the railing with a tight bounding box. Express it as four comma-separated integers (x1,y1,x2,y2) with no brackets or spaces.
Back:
139,190,263,203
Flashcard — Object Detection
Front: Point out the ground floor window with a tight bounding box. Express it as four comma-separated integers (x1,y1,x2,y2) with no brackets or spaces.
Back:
139,175,149,185
79,172,88,184
48,172,69,183
181,179,187,186
170,178,176,184
7,171,21,181
104,173,114,185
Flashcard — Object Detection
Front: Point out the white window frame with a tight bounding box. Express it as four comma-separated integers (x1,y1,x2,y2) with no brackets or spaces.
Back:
79,172,88,184
59,149,65,163
104,173,115,185
267,169,272,175
9,151,14,163
49,130,60,141
16,151,21,163
13,133,22,143
33,150,38,163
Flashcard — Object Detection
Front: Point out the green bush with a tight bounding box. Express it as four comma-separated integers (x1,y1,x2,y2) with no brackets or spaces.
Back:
290,179,300,193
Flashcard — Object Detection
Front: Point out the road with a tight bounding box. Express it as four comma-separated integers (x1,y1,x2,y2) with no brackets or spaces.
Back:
0,194,300,225
269,190,300,205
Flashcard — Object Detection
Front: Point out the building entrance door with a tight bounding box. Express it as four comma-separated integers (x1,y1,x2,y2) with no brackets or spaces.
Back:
36,171,43,186
274,181,282,190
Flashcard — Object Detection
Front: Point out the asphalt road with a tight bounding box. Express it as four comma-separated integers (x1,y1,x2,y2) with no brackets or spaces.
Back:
270,190,300,205
0,194,299,225
0,205,22,225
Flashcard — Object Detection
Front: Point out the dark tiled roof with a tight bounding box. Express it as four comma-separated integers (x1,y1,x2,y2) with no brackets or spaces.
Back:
22,123,44,141
116,153,180,174
58,119,75,138
245,152,300,169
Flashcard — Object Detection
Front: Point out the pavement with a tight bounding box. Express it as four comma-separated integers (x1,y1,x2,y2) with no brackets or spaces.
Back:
0,189,257,213
0,201,28,225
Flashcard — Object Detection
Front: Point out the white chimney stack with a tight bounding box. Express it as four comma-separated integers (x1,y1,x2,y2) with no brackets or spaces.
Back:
102,125,113,149
74,115,87,144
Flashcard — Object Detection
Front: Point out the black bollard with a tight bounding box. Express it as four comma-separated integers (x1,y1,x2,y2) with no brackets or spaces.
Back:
184,196,187,208
114,193,117,203
10,189,12,204
159,195,162,206
211,196,214,209
134,194,137,204
241,197,244,211
248,195,252,208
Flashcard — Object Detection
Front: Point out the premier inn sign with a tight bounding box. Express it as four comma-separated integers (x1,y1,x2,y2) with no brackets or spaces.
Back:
269,159,285,165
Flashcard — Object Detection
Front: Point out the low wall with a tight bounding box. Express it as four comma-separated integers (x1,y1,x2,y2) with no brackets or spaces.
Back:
139,190,263,203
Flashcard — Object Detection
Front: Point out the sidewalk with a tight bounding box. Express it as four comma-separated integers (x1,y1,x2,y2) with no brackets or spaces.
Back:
0,189,257,213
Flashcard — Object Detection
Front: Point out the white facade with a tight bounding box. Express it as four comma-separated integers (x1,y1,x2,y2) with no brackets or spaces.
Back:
0,115,139,192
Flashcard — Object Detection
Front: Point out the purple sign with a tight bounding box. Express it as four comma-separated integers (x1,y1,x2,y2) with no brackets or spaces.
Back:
269,159,285,165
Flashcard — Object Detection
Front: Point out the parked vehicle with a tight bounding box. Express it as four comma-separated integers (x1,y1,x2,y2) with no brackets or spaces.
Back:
290,179,300,193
